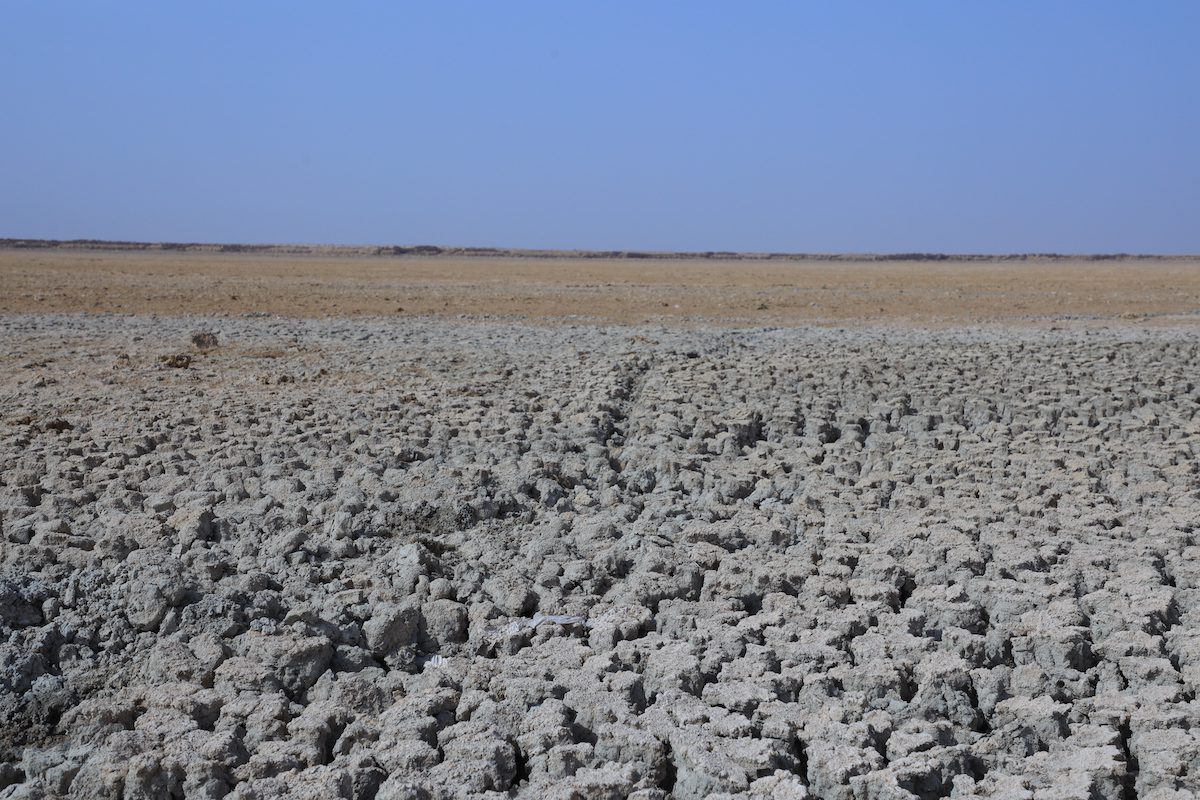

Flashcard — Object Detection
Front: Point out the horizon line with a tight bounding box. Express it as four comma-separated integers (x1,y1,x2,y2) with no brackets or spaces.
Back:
1,237,1196,262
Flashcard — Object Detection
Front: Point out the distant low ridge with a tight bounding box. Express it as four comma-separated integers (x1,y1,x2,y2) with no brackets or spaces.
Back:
0,238,1188,261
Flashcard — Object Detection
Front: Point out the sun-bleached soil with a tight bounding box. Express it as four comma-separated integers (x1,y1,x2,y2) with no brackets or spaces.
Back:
3,248,1200,326
4,310,1200,799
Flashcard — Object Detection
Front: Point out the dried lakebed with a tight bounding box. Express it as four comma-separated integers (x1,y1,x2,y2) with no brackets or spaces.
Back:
2,314,1200,799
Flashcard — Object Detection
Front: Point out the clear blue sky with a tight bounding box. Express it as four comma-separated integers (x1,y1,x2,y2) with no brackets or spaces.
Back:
2,3,1197,253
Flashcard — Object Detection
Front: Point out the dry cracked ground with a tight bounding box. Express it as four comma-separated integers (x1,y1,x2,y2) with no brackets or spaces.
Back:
4,313,1200,799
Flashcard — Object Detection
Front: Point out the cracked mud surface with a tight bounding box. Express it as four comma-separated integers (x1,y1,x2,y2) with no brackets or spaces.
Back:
3,314,1200,798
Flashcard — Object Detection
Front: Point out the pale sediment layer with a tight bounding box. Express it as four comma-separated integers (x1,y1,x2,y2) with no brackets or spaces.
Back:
3,248,1200,325
2,314,1200,798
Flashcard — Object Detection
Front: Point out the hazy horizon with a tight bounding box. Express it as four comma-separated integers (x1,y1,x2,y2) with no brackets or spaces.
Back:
3,3,1198,253
4,236,1199,259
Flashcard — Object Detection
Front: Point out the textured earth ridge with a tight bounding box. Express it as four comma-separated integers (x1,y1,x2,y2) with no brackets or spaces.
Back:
3,314,1200,799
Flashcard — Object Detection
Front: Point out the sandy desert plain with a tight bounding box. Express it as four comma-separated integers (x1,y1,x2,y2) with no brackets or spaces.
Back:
4,244,1200,799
